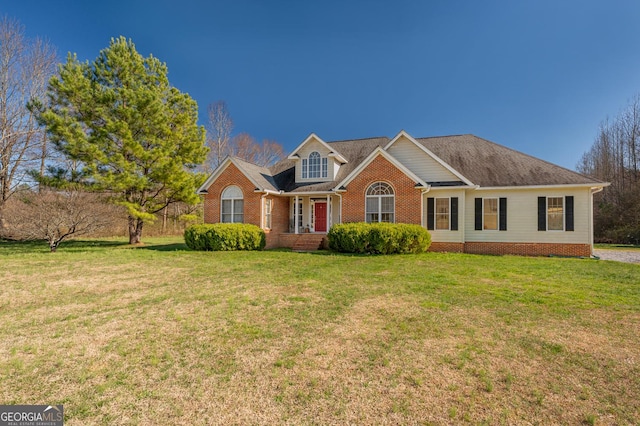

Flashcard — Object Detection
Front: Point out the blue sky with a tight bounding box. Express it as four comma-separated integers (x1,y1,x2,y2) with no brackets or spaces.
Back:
3,0,640,169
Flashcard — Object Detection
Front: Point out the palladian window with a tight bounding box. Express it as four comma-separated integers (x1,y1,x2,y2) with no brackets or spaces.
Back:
221,185,243,223
365,182,395,223
302,151,328,179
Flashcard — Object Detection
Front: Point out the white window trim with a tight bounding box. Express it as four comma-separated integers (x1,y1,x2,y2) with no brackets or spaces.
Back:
482,197,499,231
546,196,565,231
434,197,451,231
301,151,328,180
264,198,272,230
365,182,395,223
221,185,244,223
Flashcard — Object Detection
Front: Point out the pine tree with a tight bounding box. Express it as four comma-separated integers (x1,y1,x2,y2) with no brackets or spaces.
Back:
38,37,207,244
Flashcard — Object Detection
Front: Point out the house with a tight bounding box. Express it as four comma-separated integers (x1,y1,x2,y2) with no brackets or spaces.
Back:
197,131,608,256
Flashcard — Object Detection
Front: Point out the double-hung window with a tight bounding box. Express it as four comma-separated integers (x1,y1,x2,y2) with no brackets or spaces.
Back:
435,198,450,230
547,197,564,231
366,182,394,223
221,185,243,223
474,197,507,231
538,196,573,231
427,197,458,231
483,198,498,230
264,198,272,229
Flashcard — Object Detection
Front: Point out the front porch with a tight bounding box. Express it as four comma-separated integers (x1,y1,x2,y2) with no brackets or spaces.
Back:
287,194,339,234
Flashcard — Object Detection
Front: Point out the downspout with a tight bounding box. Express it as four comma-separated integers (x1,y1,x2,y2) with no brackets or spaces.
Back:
420,186,431,228
336,192,343,225
590,187,604,253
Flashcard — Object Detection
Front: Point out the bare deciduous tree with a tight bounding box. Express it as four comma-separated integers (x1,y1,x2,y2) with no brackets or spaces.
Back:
205,100,233,171
231,132,284,167
203,101,284,169
3,190,119,251
0,16,56,229
578,95,640,243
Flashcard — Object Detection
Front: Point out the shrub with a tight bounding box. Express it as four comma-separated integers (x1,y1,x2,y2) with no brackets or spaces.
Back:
328,222,431,254
184,223,266,251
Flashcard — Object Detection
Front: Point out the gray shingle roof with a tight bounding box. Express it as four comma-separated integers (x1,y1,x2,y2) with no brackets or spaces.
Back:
231,157,279,191
229,134,603,192
415,135,602,187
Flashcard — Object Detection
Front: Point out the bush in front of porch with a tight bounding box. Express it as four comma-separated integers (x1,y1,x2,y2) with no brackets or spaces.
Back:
328,222,431,254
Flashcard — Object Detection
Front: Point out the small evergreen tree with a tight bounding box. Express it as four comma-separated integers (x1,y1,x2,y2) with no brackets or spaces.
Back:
37,37,207,244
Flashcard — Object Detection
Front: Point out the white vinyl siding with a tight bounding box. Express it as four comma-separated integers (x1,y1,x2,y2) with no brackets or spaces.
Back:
464,188,591,244
386,136,460,183
295,139,335,182
423,190,465,243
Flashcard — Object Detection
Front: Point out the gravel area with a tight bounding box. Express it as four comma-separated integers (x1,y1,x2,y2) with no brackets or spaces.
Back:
593,249,640,264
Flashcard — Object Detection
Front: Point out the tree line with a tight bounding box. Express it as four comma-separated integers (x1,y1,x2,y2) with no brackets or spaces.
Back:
577,96,640,244
0,16,284,250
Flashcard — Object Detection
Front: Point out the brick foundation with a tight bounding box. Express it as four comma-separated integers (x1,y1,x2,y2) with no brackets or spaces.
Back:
462,242,592,257
428,242,465,253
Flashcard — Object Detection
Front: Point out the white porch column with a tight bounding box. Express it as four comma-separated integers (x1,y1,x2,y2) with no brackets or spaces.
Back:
326,194,330,231
294,195,299,234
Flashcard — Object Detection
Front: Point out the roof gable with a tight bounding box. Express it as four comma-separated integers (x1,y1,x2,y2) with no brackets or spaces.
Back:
197,156,278,194
335,147,427,190
287,133,348,163
385,131,473,186
198,132,606,196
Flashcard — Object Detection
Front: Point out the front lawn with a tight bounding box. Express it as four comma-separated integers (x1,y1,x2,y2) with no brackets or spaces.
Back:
0,238,638,424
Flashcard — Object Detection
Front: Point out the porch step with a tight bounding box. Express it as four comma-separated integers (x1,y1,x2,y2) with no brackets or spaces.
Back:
292,234,326,252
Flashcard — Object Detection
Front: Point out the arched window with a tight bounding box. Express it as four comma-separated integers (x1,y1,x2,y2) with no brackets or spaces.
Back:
366,182,394,223
221,185,243,223
308,151,321,178
302,151,328,179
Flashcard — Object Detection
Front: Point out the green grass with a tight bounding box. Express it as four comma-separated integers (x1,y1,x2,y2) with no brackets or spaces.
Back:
1,237,639,424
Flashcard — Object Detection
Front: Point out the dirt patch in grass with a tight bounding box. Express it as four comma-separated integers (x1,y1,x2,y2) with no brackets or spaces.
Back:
0,241,638,424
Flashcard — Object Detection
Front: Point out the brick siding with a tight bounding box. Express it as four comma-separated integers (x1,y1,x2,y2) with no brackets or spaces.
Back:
341,155,422,224
203,163,261,226
203,161,593,257
265,196,290,249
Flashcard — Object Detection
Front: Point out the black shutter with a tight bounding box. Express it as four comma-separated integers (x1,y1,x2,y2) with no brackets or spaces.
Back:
475,198,483,230
499,197,507,231
565,196,574,231
426,197,434,230
538,197,546,231
451,197,458,231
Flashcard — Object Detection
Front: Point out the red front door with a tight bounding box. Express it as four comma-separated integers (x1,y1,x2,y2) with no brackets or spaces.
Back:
315,203,327,232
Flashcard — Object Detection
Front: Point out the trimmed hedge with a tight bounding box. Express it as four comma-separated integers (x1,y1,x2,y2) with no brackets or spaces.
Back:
328,222,431,254
184,223,266,251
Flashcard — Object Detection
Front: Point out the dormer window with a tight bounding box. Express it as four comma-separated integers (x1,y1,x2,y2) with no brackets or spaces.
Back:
302,151,328,179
